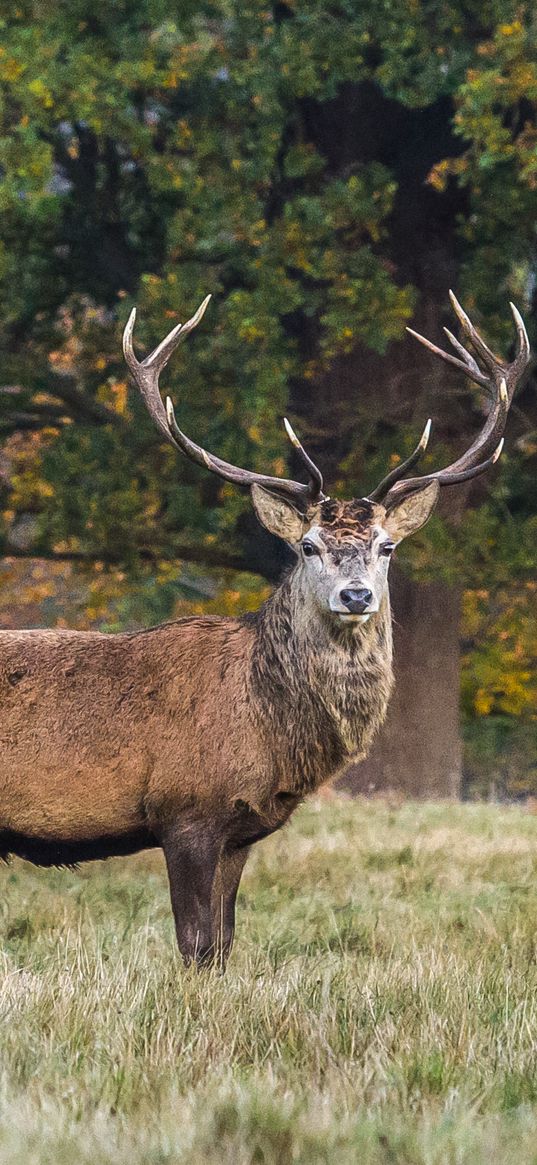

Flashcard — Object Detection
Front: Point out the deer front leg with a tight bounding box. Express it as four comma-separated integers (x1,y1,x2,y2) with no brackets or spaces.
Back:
211,844,251,967
160,822,223,967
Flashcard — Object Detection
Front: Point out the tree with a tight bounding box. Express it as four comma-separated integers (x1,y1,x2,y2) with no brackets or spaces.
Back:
0,2,535,794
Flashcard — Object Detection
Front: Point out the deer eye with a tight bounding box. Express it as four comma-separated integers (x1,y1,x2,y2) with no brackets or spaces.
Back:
302,540,319,558
380,541,396,557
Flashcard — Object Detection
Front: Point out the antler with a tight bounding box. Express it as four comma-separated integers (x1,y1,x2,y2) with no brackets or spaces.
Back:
371,292,531,508
123,296,325,507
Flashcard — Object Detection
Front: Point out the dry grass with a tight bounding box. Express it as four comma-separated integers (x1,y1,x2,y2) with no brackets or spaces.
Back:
2,798,537,1163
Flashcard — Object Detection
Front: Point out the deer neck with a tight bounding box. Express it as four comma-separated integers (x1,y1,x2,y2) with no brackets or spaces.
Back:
249,570,394,793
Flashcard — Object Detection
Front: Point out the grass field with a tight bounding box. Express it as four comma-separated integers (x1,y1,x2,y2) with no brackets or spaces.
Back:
2,799,537,1163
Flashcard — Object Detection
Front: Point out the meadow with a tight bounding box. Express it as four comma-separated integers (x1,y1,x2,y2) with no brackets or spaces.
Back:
2,798,537,1163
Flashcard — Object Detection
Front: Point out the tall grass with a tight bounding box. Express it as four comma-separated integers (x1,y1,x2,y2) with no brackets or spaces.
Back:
2,799,537,1163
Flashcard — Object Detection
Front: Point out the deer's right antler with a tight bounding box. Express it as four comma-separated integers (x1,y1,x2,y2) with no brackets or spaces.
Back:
123,296,325,508
370,292,531,508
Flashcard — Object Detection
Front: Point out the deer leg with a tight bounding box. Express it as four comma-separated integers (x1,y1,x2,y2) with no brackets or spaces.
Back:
160,823,223,968
211,844,251,967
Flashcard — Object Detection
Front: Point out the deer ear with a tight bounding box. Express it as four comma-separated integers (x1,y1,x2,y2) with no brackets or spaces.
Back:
383,480,440,542
250,483,313,543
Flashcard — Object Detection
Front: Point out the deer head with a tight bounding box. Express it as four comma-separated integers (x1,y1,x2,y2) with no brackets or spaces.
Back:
123,293,530,627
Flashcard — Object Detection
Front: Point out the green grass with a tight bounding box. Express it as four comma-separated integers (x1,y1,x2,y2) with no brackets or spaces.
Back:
3,799,537,1163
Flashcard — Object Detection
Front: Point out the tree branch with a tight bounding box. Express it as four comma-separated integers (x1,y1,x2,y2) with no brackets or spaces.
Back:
39,375,128,428
0,408,67,434
0,377,128,430
0,541,267,578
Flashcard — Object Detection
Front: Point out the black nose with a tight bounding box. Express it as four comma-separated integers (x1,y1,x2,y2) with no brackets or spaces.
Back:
339,587,373,614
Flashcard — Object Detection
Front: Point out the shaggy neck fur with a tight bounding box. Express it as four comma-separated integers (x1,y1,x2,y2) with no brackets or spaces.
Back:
249,563,394,795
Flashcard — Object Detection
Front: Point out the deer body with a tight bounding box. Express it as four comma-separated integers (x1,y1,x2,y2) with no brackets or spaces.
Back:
0,575,393,964
0,292,529,966
0,580,392,847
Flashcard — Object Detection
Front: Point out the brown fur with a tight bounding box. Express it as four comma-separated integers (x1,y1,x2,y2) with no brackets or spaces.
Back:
0,507,394,965
319,498,379,541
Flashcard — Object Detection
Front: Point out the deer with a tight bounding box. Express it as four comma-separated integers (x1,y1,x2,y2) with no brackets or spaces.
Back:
0,292,530,967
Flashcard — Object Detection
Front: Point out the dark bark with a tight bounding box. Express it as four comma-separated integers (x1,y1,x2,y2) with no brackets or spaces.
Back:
0,541,259,576
326,341,465,797
341,567,462,798
293,81,469,797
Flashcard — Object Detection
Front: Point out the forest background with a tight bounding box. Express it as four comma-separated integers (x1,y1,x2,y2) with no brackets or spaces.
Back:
0,0,535,799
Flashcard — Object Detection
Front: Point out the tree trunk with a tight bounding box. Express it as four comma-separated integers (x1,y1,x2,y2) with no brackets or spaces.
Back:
290,81,469,797
341,567,462,798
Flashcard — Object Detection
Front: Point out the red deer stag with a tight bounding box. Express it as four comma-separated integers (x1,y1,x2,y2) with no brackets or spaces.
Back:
0,293,530,966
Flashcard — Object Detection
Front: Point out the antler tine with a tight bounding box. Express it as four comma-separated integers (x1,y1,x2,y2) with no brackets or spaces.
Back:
122,297,212,444
442,328,483,381
369,419,431,501
510,301,530,379
123,298,325,507
283,418,324,499
145,296,211,373
448,290,499,372
371,295,531,508
405,327,489,388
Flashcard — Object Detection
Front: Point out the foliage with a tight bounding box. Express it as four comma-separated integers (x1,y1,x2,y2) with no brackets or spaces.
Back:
0,2,535,787
461,582,537,797
0,2,535,562
4,799,537,1160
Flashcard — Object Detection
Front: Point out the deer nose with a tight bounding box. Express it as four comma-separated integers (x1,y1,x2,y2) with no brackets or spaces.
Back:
339,587,373,614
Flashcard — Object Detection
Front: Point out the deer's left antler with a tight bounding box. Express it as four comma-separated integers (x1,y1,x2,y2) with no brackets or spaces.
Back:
370,292,531,507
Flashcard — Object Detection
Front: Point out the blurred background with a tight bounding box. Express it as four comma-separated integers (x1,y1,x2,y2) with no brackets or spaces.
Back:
0,1,535,800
